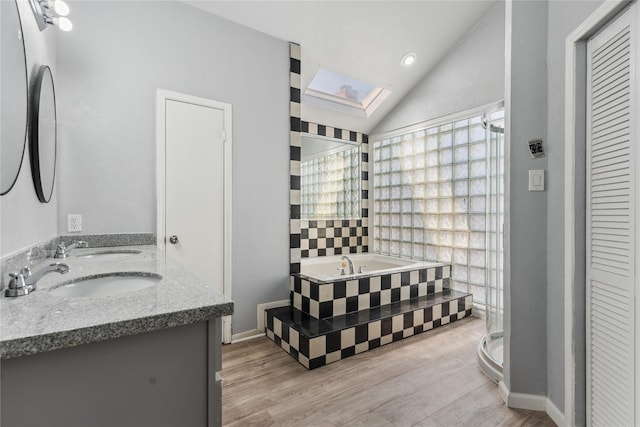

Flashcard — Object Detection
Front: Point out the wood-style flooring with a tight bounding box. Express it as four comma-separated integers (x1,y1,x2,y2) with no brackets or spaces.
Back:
221,316,555,426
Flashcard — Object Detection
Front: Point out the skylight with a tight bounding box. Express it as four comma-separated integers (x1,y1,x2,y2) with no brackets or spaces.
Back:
304,69,390,118
308,69,375,103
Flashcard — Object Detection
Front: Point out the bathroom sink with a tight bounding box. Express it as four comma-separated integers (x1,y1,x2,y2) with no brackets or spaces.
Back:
75,250,142,260
50,273,161,298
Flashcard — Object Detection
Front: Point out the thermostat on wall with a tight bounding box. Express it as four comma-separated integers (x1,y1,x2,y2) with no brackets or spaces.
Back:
528,139,545,159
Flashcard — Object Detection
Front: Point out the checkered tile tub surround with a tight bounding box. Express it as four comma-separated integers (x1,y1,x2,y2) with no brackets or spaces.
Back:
291,265,451,319
300,219,368,258
266,291,472,370
289,42,370,272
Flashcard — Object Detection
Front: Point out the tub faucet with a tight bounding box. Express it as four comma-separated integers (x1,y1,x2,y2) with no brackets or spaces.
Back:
341,256,355,275
54,240,88,258
5,262,70,297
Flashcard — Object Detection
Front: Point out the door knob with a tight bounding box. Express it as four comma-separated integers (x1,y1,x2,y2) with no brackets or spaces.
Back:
169,235,179,244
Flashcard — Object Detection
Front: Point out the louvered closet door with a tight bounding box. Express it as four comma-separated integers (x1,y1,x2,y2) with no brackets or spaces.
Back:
586,5,637,427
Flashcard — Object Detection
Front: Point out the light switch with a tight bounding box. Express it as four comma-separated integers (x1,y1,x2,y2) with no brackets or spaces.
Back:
529,170,545,191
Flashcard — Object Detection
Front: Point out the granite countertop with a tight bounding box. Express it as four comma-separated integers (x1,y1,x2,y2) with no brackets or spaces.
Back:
0,246,233,359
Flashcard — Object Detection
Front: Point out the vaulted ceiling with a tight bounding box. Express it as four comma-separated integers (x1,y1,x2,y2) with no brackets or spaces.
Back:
183,1,498,134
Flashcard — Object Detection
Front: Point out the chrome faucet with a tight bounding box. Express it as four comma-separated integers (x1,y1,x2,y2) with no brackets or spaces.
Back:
5,262,70,297
341,256,355,275
54,240,88,258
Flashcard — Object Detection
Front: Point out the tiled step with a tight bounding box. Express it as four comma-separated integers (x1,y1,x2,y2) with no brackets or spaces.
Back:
266,289,472,369
291,264,452,319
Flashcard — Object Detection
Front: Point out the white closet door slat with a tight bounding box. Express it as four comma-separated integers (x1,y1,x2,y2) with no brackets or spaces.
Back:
592,105,629,129
592,127,630,146
587,6,636,426
593,56,630,86
592,29,629,66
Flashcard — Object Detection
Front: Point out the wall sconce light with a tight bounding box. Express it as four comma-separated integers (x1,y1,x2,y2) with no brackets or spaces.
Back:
28,0,72,32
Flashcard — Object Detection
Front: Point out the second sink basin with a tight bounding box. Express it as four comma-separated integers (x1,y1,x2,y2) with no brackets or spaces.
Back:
50,273,161,298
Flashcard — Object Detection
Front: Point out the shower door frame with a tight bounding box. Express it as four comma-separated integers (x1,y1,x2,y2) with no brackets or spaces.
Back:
483,109,505,364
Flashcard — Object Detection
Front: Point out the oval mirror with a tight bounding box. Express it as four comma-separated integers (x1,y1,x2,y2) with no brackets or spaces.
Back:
30,65,57,203
0,0,29,195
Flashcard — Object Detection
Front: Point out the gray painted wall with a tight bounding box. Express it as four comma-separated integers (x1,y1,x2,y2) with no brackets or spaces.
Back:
545,0,603,420
56,1,290,334
372,1,505,135
504,0,548,395
0,0,58,258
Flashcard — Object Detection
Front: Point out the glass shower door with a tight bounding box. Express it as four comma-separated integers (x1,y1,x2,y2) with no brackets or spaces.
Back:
478,109,504,381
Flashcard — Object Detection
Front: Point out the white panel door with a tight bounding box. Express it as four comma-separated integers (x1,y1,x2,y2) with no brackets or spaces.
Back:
158,91,232,345
586,4,637,426
164,99,226,291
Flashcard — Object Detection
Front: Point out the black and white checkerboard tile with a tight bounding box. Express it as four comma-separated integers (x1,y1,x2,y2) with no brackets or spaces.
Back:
292,265,451,319
289,43,372,271
290,42,303,275
266,291,472,369
300,219,368,258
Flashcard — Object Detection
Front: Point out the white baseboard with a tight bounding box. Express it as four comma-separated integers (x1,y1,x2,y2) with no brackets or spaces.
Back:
498,380,509,404
229,299,290,345
509,391,547,411
498,381,563,426
256,299,289,332
546,398,564,426
231,329,265,344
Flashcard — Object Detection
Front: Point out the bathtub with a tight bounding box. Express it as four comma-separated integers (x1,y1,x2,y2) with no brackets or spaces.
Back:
299,253,442,283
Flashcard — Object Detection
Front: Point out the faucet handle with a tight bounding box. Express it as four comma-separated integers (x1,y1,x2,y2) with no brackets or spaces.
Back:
54,240,87,258
8,272,25,287
27,246,44,265
54,242,67,258
20,265,32,279
358,264,368,274
337,267,346,276
6,271,32,296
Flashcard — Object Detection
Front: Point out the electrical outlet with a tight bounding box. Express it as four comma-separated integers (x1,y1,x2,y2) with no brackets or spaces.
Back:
68,214,82,232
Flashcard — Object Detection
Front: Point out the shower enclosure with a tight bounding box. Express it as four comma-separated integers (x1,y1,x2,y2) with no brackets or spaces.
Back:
477,110,505,382
370,105,506,381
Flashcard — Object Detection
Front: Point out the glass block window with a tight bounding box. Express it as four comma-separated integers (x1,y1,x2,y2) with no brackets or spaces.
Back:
372,110,504,313
301,147,361,219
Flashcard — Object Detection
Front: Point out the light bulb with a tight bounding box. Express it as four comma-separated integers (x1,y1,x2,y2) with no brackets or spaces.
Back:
53,0,70,17
56,16,73,31
401,52,416,67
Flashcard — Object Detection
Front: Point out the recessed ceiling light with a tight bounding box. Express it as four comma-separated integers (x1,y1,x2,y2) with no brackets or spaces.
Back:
401,52,416,67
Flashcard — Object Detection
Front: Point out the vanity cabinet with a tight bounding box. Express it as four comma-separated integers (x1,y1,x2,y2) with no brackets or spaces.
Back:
0,246,231,427
1,318,223,427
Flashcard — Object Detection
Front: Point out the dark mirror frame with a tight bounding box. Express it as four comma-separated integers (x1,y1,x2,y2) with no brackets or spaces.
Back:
0,0,29,196
29,65,57,203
